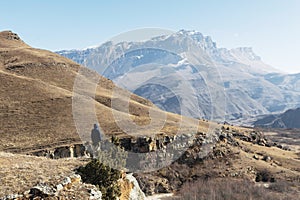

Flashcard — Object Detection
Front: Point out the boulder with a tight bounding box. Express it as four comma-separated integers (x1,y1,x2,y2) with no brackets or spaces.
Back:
89,188,102,200
263,155,272,162
126,173,146,200
29,183,56,198
0,194,23,200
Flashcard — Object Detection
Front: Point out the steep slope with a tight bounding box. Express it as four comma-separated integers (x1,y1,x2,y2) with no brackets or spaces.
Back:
254,107,300,128
265,72,300,93
0,31,203,153
57,30,300,123
0,151,87,197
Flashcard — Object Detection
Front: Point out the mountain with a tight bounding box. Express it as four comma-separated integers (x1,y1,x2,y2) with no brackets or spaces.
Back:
0,30,202,153
1,30,300,199
264,72,300,93
57,30,300,124
254,107,300,128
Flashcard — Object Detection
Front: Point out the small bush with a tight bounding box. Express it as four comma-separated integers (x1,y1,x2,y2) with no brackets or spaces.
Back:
255,169,275,182
76,159,122,200
96,139,128,170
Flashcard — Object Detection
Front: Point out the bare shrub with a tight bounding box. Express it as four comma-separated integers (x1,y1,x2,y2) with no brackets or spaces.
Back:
178,178,287,200
268,181,292,193
255,169,275,182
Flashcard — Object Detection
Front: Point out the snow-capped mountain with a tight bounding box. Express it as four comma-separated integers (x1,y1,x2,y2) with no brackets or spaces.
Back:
56,30,300,124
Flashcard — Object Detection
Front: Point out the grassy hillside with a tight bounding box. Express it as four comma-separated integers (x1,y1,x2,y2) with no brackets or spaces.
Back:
0,31,206,152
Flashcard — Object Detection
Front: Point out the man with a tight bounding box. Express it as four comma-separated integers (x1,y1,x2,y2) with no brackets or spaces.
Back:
91,123,101,146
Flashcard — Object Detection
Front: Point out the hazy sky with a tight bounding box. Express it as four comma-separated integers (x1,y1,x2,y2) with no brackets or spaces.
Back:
1,0,299,73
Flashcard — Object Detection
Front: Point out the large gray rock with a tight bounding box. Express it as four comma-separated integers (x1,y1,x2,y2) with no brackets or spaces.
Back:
29,183,56,198
90,188,102,200
126,173,146,200
0,194,23,200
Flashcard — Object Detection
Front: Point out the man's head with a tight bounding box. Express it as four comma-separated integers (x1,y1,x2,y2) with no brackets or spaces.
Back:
94,123,98,129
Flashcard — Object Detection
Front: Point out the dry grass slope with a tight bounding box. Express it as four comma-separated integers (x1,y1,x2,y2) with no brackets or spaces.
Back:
0,31,206,152
0,151,87,197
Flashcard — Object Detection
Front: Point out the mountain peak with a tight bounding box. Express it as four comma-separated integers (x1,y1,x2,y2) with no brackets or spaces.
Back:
0,30,27,48
177,29,204,41
230,47,261,61
0,30,21,41
178,29,203,37
175,30,217,49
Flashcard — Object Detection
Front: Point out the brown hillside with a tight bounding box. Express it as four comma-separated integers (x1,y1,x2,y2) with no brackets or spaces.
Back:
0,31,205,153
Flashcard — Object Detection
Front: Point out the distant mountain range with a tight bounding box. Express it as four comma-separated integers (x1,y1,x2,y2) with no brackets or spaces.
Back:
57,30,300,124
254,107,300,128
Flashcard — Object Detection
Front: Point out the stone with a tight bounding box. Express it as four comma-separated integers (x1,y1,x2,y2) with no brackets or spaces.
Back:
274,160,282,166
53,147,71,159
56,184,64,192
70,174,81,184
126,173,146,200
90,188,102,200
29,183,56,198
282,146,291,151
74,144,89,157
263,155,272,162
23,190,31,199
253,154,260,160
1,194,23,200
61,177,72,189
61,177,71,185
3,31,21,41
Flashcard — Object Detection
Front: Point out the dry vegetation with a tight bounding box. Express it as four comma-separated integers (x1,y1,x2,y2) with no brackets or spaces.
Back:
135,128,300,198
0,31,205,153
260,128,300,152
0,151,87,197
177,178,298,200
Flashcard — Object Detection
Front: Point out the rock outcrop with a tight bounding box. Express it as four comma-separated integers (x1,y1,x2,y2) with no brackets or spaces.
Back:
0,174,103,200
133,127,285,195
29,143,90,159
119,173,146,200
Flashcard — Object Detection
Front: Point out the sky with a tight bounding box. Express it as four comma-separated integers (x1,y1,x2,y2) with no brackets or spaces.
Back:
0,0,299,73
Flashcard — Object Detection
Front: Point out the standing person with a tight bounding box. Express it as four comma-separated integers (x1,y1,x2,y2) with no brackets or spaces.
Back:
91,123,101,146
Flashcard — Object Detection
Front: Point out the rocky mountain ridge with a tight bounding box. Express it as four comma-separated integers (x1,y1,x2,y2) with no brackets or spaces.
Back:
57,30,300,124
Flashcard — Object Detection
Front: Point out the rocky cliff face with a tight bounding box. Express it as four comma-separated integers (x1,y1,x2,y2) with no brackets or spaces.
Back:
28,143,89,159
